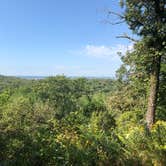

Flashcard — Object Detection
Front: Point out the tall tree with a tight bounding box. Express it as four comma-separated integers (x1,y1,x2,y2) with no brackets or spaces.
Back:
118,0,166,129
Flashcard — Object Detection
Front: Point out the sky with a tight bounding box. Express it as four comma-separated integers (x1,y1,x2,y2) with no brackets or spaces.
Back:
0,0,133,77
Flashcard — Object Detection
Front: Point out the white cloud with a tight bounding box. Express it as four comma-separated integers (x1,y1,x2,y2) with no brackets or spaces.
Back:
69,44,133,62
83,44,133,59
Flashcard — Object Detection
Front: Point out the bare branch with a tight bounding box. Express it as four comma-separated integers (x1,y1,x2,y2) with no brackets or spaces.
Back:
116,34,138,42
108,11,125,19
101,9,125,25
102,19,125,25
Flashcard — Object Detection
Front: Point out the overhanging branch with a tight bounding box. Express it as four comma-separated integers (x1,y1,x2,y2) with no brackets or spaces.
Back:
108,11,125,19
116,34,138,42
102,19,125,25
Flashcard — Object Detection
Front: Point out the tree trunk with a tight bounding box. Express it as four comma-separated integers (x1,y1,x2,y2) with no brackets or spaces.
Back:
146,56,161,130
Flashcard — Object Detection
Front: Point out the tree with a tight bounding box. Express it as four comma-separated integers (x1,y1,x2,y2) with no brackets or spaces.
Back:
117,0,166,129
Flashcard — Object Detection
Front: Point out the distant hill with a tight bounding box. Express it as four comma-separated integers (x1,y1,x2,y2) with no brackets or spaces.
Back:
0,75,31,92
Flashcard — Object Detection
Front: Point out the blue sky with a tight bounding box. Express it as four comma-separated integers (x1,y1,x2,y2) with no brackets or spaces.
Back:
0,0,133,77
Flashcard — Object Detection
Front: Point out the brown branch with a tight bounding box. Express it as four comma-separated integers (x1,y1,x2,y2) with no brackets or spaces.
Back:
116,34,138,42
102,19,125,25
100,9,125,25
108,11,125,19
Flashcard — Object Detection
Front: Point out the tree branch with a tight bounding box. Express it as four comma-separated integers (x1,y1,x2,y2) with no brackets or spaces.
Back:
102,19,125,25
101,9,125,25
116,34,138,42
108,11,125,19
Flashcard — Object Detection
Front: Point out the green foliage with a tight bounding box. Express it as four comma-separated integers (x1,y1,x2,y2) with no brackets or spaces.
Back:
119,0,166,130
0,75,165,165
121,0,166,41
117,121,166,166
0,75,31,93
0,1,165,165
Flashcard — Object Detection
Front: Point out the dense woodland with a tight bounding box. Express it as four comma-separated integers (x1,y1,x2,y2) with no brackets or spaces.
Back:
0,71,165,166
0,0,166,165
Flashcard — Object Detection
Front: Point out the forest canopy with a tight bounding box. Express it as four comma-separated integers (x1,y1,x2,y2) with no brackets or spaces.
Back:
0,0,166,165
0,73,165,165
